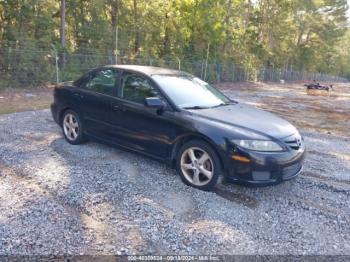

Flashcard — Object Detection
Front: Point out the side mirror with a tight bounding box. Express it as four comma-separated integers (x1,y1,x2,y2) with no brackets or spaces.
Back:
144,97,165,110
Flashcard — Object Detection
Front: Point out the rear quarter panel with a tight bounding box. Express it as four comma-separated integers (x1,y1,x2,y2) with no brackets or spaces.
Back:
54,84,81,125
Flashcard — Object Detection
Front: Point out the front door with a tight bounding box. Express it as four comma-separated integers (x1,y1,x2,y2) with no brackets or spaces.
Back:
111,71,176,159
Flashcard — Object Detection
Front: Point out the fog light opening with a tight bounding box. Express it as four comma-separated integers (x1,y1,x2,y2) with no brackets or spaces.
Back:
232,154,251,163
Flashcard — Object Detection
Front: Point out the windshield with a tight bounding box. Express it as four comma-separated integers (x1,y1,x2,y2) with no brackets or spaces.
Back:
152,74,231,109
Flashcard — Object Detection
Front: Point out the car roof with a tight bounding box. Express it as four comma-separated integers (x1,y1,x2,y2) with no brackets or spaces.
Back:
101,65,187,77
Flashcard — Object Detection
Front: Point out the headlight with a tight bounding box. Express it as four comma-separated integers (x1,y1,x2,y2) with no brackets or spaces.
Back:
232,139,283,152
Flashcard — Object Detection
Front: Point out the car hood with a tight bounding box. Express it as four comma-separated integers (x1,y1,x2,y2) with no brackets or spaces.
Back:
188,103,298,139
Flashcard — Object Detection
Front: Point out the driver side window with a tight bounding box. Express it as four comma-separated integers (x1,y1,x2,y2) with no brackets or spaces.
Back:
120,72,158,104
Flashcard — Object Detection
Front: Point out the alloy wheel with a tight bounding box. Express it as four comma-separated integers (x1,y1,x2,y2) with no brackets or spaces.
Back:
63,113,79,141
180,147,214,186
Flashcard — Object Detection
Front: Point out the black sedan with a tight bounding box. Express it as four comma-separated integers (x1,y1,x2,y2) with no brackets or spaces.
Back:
51,65,305,191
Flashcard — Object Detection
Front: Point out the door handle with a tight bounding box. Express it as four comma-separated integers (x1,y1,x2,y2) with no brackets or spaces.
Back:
73,93,84,99
112,104,127,112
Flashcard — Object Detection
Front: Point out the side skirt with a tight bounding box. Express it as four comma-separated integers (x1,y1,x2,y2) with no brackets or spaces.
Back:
84,132,173,166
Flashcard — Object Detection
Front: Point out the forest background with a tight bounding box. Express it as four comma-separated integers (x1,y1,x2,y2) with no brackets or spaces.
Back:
0,0,349,86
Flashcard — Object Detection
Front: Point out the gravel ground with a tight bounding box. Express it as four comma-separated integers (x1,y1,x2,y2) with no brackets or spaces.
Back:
0,103,349,254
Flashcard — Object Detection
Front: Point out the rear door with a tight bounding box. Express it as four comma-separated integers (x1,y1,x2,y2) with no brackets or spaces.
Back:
76,68,120,140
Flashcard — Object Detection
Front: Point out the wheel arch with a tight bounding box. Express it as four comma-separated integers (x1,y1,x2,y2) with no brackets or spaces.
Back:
170,133,226,172
59,107,74,126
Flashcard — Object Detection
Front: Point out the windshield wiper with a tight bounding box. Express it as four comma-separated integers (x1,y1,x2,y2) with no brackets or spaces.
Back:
183,101,236,110
210,101,236,108
210,103,226,108
183,106,210,110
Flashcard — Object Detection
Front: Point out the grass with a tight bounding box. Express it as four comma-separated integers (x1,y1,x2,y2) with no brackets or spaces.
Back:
0,87,52,115
0,104,50,115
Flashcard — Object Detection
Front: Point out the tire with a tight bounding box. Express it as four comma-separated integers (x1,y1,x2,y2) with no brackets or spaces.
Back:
176,139,222,191
61,109,85,145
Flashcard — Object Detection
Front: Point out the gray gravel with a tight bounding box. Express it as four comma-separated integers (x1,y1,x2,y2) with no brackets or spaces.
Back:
0,109,349,255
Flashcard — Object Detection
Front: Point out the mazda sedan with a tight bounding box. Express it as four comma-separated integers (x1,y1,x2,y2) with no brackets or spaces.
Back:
51,65,305,190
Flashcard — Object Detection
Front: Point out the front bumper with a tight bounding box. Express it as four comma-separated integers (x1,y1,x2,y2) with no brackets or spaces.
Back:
226,145,305,186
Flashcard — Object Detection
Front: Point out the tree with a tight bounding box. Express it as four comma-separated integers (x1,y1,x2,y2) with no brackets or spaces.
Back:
0,0,349,84
60,0,66,67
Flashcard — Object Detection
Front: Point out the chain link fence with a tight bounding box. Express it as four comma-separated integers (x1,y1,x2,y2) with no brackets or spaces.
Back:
0,47,347,88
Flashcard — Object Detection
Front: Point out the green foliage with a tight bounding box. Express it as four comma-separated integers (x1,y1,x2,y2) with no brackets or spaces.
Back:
0,0,349,85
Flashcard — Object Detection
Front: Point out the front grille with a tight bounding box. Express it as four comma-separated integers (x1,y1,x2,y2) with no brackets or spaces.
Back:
283,133,302,150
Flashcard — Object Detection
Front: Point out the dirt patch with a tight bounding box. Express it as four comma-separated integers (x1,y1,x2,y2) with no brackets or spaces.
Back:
217,81,350,137
0,87,53,115
302,171,350,185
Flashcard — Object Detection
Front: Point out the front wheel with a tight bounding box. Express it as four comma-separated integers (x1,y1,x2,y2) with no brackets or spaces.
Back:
61,110,85,145
176,140,222,191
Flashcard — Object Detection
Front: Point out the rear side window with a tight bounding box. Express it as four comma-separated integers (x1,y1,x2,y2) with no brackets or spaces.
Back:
84,69,119,96
119,72,158,104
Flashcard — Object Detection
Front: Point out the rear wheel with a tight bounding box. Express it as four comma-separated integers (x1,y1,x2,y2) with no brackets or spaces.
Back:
61,110,85,145
176,140,222,191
